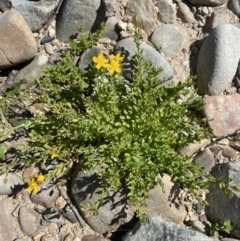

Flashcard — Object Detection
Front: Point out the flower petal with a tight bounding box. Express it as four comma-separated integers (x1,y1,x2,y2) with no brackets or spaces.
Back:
37,174,45,183
26,186,34,193
33,184,39,194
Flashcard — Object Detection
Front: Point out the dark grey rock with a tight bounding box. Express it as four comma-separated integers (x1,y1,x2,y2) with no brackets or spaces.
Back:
150,24,187,57
194,202,204,213
71,163,186,234
5,147,17,160
125,0,157,34
56,0,103,42
40,36,55,45
188,0,228,6
206,161,240,238
155,0,176,24
0,173,24,195
0,199,19,240
30,186,60,208
71,166,136,234
78,47,101,75
193,148,215,173
0,0,11,12
113,37,173,83
122,216,214,241
0,10,37,70
102,13,120,40
19,206,40,237
197,24,240,95
228,0,240,17
11,0,61,32
43,208,61,223
60,205,78,223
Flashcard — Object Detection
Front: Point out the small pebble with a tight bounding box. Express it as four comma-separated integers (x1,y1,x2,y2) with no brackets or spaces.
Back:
43,208,61,223
44,42,54,55
48,28,55,38
40,36,55,45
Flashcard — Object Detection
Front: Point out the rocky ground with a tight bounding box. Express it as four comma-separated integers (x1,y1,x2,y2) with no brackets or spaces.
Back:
1,0,240,240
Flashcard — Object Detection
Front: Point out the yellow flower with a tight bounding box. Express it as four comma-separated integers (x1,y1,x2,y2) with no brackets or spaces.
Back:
107,60,122,75
92,53,109,70
49,149,58,159
110,53,124,63
37,173,45,183
26,174,45,194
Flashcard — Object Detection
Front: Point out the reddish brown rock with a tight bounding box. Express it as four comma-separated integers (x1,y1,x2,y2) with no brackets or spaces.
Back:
203,94,240,137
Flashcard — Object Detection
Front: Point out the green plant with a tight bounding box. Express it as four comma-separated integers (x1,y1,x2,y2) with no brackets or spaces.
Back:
210,220,233,238
69,23,105,55
19,26,215,222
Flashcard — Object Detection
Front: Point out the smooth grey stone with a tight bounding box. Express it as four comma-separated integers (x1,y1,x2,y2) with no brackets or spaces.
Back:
155,0,176,24
19,206,40,237
41,218,51,226
122,217,214,241
78,46,101,75
193,148,215,173
30,187,60,208
150,24,187,57
197,24,240,95
44,42,54,55
0,173,24,195
56,0,103,42
188,0,228,6
0,199,19,240
113,37,173,83
11,0,61,32
177,2,196,23
12,53,49,90
206,161,240,238
228,0,240,17
190,220,206,233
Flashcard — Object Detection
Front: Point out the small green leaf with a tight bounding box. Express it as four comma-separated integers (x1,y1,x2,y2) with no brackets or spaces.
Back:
0,144,7,160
